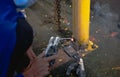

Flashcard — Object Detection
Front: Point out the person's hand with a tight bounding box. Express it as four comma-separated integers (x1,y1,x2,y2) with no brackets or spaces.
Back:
23,51,57,77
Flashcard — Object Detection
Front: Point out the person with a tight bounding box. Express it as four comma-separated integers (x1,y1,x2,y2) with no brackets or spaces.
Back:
0,0,57,77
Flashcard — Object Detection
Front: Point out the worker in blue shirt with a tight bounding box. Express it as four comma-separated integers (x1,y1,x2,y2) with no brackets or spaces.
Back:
0,0,56,77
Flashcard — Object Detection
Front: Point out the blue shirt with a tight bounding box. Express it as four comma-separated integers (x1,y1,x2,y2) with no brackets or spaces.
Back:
0,0,24,77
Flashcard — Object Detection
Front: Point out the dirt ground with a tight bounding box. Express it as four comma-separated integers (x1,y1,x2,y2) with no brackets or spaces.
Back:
25,0,120,77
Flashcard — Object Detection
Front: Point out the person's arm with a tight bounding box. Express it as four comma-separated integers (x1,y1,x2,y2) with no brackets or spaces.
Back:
13,0,37,9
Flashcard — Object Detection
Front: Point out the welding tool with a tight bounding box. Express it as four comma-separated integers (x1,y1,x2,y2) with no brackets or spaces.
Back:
44,36,60,66
45,36,86,77
45,36,60,57
45,36,73,66
45,36,72,57
63,46,86,77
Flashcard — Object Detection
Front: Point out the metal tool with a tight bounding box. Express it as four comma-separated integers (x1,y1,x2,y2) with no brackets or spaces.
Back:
63,46,86,77
45,36,86,77
45,36,61,56
45,36,72,57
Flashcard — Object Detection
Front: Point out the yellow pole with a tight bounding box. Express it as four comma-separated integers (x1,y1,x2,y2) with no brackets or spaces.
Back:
72,0,90,45
72,0,98,52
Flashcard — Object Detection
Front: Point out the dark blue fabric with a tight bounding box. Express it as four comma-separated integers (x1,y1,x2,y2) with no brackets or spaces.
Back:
15,74,24,77
0,0,24,77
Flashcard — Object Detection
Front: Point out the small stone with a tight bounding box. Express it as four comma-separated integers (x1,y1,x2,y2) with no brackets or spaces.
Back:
117,22,120,29
58,59,63,62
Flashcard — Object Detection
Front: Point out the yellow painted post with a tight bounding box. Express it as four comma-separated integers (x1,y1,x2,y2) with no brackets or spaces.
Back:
72,0,98,52
72,0,90,45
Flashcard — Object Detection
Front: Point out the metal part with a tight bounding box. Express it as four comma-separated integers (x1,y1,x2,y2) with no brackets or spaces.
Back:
66,61,86,77
55,0,61,30
45,36,72,56
63,45,86,77
66,59,86,77
66,63,78,76
65,0,72,6
63,46,80,61
45,36,61,66
45,36,60,56
45,36,54,55
45,36,86,77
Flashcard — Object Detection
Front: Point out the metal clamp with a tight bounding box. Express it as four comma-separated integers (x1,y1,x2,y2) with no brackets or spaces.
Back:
45,36,86,77
45,36,72,57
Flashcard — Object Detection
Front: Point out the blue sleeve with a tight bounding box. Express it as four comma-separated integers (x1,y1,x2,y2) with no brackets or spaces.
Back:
0,22,16,77
13,0,37,9
15,74,24,77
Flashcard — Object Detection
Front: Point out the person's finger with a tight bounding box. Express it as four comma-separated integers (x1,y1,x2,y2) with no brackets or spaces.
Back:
38,51,46,58
38,71,49,77
45,55,57,62
26,46,37,60
30,50,37,58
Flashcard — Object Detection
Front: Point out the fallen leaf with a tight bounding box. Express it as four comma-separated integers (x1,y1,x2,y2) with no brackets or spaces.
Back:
110,32,118,37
